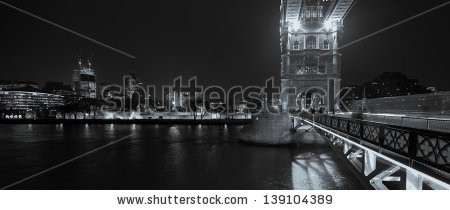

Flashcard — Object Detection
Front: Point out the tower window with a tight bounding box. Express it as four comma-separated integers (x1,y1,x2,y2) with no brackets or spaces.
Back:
306,36,317,49
293,41,300,50
323,40,330,50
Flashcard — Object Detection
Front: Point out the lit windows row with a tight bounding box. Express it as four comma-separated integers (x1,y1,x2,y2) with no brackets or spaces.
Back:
292,39,331,50
0,91,64,110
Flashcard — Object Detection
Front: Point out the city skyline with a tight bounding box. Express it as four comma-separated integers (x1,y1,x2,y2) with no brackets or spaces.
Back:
0,0,449,90
1,0,449,199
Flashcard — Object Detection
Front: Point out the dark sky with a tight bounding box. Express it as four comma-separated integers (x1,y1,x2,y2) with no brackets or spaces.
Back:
1,0,449,90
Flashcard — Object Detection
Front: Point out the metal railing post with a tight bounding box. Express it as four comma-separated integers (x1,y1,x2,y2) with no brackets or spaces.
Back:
346,118,350,134
378,125,385,148
360,121,364,139
408,131,418,167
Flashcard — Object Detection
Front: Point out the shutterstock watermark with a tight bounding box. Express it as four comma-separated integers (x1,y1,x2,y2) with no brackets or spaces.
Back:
100,75,352,116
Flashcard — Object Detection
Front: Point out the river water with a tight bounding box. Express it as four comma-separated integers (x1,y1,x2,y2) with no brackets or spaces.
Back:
0,124,364,190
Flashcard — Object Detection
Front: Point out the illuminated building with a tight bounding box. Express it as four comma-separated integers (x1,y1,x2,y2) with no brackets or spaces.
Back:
125,73,144,96
124,73,148,112
348,91,450,115
342,72,430,108
170,91,203,111
72,57,97,99
0,91,64,119
280,0,355,111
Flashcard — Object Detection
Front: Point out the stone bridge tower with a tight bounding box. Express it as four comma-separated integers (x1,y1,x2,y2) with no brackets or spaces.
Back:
280,0,356,112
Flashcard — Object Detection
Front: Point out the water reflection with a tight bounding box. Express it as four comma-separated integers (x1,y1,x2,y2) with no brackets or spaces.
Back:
168,126,180,140
0,124,364,190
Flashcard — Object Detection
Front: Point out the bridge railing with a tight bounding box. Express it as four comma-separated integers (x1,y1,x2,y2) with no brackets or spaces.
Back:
336,112,450,133
300,112,450,174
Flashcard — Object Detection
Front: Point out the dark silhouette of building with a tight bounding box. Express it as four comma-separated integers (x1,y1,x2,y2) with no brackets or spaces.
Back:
343,72,429,102
364,72,428,98
0,80,39,91
43,81,73,96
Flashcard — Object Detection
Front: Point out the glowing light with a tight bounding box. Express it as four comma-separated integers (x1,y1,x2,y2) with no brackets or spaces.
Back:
365,113,406,117
129,111,143,120
290,22,301,32
324,20,336,31
169,126,180,136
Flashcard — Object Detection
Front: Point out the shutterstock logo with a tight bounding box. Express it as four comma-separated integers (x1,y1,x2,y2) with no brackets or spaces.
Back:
100,75,351,116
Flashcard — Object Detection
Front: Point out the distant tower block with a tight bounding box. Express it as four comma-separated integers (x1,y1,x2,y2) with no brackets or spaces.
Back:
280,0,355,112
72,56,97,99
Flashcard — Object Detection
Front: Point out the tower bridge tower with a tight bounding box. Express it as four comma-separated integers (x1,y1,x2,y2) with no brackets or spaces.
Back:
280,0,355,112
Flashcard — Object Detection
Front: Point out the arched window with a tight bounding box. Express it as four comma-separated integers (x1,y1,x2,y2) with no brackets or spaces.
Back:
293,41,300,50
306,36,316,49
323,40,330,50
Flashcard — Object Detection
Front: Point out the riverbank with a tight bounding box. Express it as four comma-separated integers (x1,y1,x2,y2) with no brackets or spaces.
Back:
0,119,251,125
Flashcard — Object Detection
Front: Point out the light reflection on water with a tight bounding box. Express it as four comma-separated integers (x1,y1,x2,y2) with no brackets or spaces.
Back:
0,124,364,190
291,134,361,190
169,126,180,137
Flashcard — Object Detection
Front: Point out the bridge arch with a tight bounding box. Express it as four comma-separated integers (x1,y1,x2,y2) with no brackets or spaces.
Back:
296,86,327,112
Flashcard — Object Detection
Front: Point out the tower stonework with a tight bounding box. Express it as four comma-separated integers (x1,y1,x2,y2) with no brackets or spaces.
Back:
239,0,356,145
280,0,355,112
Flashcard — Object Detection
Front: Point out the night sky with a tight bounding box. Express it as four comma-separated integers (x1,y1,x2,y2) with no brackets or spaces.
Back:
1,0,449,90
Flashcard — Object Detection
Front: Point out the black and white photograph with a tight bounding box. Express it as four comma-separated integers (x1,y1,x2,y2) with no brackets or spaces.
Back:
0,0,449,209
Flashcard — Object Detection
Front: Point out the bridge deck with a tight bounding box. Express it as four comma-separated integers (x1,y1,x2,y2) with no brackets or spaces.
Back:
296,113,450,190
